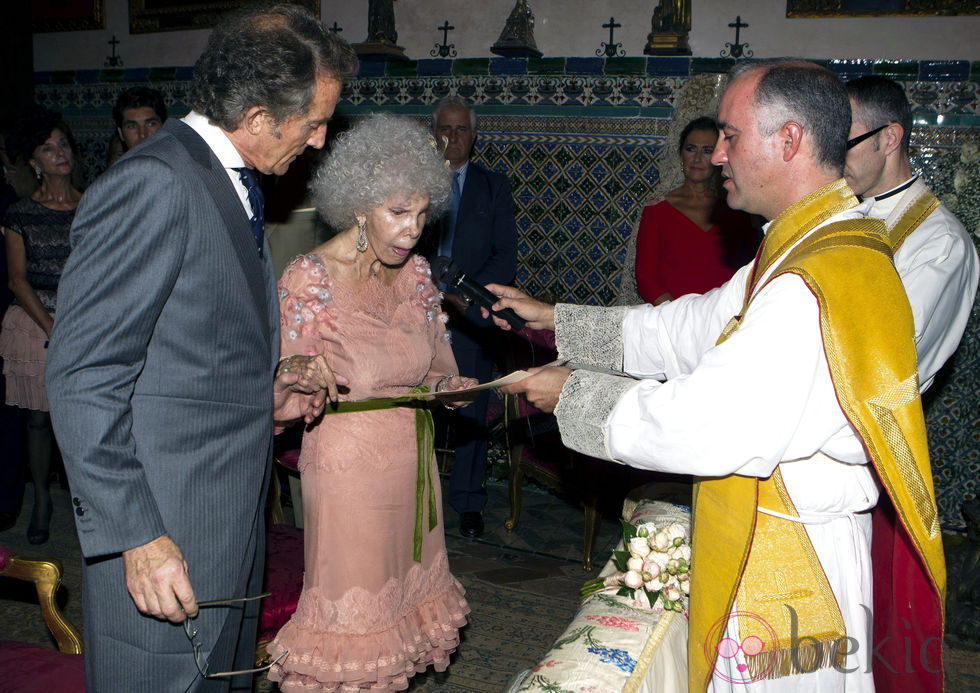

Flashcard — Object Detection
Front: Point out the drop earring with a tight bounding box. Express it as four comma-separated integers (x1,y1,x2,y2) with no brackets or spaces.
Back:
356,218,368,253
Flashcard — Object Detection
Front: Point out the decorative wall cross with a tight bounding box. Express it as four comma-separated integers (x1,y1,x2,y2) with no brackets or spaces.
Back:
597,16,625,58
328,21,343,34
431,19,457,57
721,16,753,59
105,35,123,67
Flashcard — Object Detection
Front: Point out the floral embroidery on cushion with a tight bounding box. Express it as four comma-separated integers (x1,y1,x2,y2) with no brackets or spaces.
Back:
530,660,561,673
584,614,641,631
586,646,637,673
280,254,338,341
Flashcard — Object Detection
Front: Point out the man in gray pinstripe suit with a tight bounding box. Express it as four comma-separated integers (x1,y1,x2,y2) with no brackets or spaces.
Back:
46,6,356,691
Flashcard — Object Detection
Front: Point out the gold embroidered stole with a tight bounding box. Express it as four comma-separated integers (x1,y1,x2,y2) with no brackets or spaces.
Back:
883,179,940,252
688,179,943,689
763,215,945,657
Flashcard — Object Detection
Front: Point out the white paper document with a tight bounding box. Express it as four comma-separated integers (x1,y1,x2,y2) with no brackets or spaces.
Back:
429,369,532,398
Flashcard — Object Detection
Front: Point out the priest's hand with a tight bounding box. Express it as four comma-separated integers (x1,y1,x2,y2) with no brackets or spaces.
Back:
274,354,349,424
483,284,556,331
123,534,197,623
499,366,571,413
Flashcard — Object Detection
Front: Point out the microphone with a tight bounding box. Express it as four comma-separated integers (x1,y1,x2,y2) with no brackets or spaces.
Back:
430,256,526,330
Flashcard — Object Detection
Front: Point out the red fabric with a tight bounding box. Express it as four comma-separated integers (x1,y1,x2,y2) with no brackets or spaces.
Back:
0,642,84,693
485,394,503,424
514,327,556,351
278,449,300,472
634,201,759,304
519,442,562,476
258,524,305,643
870,498,944,693
0,545,12,571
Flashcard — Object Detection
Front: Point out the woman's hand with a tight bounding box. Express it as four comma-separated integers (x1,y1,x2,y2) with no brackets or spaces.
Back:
5,228,55,336
274,354,349,424
482,284,556,331
435,374,479,409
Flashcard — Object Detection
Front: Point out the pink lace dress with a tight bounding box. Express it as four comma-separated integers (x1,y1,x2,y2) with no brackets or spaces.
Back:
267,253,469,691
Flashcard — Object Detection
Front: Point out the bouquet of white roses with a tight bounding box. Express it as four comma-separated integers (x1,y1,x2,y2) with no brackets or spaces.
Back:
581,519,691,613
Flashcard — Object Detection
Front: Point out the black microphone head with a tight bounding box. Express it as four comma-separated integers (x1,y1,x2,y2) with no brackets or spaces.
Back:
430,256,459,284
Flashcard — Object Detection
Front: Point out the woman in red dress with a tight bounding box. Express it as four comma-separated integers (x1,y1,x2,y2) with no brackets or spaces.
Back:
634,117,760,305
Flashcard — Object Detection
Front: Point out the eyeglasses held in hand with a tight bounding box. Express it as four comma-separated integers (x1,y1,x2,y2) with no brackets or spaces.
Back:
182,593,288,679
846,123,889,150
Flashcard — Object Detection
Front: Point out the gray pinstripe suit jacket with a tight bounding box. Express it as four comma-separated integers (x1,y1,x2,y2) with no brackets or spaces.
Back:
46,118,279,691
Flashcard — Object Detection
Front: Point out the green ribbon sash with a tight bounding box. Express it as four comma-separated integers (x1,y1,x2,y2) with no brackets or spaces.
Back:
321,387,437,562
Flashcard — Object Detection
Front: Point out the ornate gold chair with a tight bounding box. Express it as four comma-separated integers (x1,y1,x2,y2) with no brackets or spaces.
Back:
489,329,608,570
495,390,604,571
0,543,85,691
491,330,680,571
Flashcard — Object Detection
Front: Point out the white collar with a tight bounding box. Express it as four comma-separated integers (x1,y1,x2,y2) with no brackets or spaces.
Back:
181,111,247,170
872,175,918,202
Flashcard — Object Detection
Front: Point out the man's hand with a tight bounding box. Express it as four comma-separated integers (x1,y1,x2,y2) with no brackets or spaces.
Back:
482,284,556,331
123,534,197,623
274,354,349,424
499,366,571,413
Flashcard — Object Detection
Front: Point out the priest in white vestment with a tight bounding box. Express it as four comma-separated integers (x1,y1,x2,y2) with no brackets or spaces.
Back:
488,60,959,693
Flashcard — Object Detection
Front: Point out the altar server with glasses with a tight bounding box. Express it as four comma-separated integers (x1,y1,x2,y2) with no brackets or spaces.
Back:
844,74,977,391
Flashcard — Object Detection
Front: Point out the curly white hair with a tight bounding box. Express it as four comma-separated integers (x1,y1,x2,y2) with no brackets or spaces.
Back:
310,113,451,230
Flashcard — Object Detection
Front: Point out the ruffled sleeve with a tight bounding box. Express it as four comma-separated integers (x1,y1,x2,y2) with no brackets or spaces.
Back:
278,253,338,358
410,255,457,387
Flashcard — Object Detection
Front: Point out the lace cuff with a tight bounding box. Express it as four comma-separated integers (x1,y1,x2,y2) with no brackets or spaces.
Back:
554,369,637,462
554,304,626,372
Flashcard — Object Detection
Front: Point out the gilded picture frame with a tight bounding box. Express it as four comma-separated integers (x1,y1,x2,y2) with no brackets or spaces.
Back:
129,0,320,34
787,0,980,17
32,0,106,32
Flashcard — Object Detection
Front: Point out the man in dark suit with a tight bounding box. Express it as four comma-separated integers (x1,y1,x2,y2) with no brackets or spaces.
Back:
430,96,517,538
45,6,356,691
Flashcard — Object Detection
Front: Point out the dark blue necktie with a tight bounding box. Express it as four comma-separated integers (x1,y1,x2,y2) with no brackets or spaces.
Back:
234,167,265,255
438,169,462,258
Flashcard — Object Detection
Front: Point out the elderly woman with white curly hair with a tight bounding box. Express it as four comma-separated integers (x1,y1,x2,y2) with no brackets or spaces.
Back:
267,113,474,691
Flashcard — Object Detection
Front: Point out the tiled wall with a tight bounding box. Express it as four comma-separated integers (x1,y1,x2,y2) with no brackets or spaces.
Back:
36,57,980,304
34,57,979,529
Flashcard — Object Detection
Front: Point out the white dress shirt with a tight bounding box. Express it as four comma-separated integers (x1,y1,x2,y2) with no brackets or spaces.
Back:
181,111,252,218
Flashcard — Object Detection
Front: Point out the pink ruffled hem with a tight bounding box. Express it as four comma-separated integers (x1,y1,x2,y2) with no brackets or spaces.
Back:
267,582,469,692
0,305,50,410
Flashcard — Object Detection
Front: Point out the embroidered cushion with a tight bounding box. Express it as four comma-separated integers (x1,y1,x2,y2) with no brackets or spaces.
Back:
508,499,691,693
